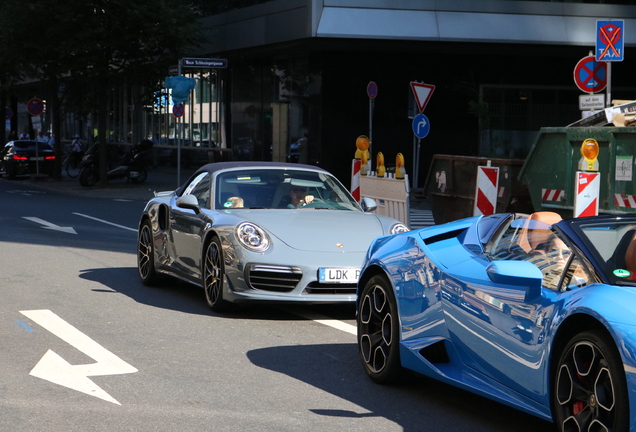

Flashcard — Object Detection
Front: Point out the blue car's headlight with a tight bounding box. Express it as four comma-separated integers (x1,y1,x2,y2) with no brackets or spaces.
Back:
390,223,410,234
236,222,271,252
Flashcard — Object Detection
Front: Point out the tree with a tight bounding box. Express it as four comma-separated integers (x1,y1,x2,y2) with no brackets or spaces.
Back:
0,0,203,183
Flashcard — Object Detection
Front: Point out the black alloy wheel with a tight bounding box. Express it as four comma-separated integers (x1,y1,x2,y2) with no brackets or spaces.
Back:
137,220,160,285
203,236,231,312
357,274,403,384
553,329,628,432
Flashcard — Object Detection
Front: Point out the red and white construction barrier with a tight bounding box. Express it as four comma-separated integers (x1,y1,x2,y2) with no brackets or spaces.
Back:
614,194,636,208
351,159,361,201
542,188,566,202
474,166,499,216
574,171,600,217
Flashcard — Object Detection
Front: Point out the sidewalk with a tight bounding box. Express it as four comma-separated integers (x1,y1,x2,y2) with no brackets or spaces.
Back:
23,166,197,202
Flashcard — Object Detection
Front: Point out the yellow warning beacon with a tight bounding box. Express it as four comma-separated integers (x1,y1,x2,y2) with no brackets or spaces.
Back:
579,138,599,171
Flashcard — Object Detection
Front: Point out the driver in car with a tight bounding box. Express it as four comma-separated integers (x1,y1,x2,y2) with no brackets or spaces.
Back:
289,186,314,208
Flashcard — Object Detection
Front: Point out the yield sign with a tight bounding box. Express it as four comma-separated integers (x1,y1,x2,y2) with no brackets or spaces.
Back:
410,82,435,113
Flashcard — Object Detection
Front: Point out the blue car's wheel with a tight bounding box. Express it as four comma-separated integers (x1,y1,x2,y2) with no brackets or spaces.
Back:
203,236,232,312
553,330,628,432
357,274,403,384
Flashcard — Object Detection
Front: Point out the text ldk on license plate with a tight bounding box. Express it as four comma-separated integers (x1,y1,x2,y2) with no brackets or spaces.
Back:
319,268,360,283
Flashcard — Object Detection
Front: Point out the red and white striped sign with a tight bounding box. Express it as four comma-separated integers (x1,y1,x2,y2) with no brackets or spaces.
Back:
351,159,361,201
574,171,600,217
614,194,636,208
474,166,499,216
542,189,566,202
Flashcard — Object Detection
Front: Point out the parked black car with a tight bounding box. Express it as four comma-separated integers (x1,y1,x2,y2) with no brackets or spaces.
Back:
0,140,56,179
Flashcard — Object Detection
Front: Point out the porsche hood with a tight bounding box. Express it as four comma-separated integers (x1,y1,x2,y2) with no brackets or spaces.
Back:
238,210,390,253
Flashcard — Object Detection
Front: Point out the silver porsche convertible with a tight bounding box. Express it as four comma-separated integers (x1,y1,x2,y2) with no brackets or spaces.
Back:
137,162,409,311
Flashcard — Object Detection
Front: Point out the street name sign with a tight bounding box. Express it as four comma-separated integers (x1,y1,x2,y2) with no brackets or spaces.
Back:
181,58,228,69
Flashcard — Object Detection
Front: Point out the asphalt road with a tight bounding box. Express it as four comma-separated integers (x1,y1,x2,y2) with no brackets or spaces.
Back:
0,176,556,432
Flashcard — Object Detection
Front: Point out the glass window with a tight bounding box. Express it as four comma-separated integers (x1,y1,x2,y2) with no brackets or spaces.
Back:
214,168,359,210
183,172,211,209
572,220,636,284
488,215,591,291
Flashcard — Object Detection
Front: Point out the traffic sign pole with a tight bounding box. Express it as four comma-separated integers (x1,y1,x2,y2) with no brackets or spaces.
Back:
607,63,612,108
409,82,435,190
367,82,377,168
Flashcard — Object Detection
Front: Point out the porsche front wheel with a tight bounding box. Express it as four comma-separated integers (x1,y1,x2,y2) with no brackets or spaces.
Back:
553,330,629,432
203,236,231,312
137,220,161,285
357,274,403,384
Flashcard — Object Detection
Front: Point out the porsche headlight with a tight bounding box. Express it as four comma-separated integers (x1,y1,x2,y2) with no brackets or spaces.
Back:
236,222,271,252
390,223,410,234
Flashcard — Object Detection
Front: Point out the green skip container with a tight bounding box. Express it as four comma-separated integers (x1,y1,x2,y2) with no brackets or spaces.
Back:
518,127,636,218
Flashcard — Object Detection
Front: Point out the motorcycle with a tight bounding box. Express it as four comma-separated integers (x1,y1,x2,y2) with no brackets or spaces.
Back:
79,140,153,187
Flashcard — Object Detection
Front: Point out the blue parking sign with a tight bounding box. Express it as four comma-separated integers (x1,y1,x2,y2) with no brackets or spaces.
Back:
596,20,624,62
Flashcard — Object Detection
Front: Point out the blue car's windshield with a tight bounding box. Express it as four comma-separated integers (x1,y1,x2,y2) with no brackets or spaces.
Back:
214,168,360,211
572,220,636,284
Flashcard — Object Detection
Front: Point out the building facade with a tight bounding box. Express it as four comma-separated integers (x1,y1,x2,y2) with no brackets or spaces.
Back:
196,0,636,186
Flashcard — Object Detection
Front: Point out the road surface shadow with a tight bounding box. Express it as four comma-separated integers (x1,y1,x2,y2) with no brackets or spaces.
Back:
247,343,556,432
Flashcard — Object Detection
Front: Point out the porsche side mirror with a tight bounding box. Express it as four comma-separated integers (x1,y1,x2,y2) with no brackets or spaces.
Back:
176,195,200,213
360,197,377,212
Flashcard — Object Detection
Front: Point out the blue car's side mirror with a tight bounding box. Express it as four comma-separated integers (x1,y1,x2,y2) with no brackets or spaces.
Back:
486,260,544,302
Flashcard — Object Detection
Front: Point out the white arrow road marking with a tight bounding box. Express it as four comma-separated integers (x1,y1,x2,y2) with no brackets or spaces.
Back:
20,309,138,405
23,217,77,234
72,212,137,232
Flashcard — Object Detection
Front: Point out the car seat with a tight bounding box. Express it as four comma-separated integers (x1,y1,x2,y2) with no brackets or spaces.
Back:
518,211,563,254
272,183,293,208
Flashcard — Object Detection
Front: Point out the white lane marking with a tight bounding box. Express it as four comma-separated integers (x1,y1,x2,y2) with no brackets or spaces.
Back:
23,217,77,234
73,212,137,232
281,307,357,335
20,309,138,405
7,190,47,196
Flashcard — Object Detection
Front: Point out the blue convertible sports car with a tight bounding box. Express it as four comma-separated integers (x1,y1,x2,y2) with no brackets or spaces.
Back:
357,211,636,431
137,162,408,311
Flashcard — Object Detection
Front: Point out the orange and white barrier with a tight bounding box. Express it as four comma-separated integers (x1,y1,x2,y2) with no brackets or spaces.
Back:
615,194,636,208
351,159,361,201
473,166,499,216
574,171,600,217
360,175,410,226
542,188,566,202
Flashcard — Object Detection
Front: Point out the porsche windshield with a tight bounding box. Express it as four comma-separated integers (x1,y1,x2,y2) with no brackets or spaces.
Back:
214,169,360,210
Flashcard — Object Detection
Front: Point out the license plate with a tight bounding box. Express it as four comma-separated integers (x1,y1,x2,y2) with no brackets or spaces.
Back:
318,267,360,284
31,157,44,161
